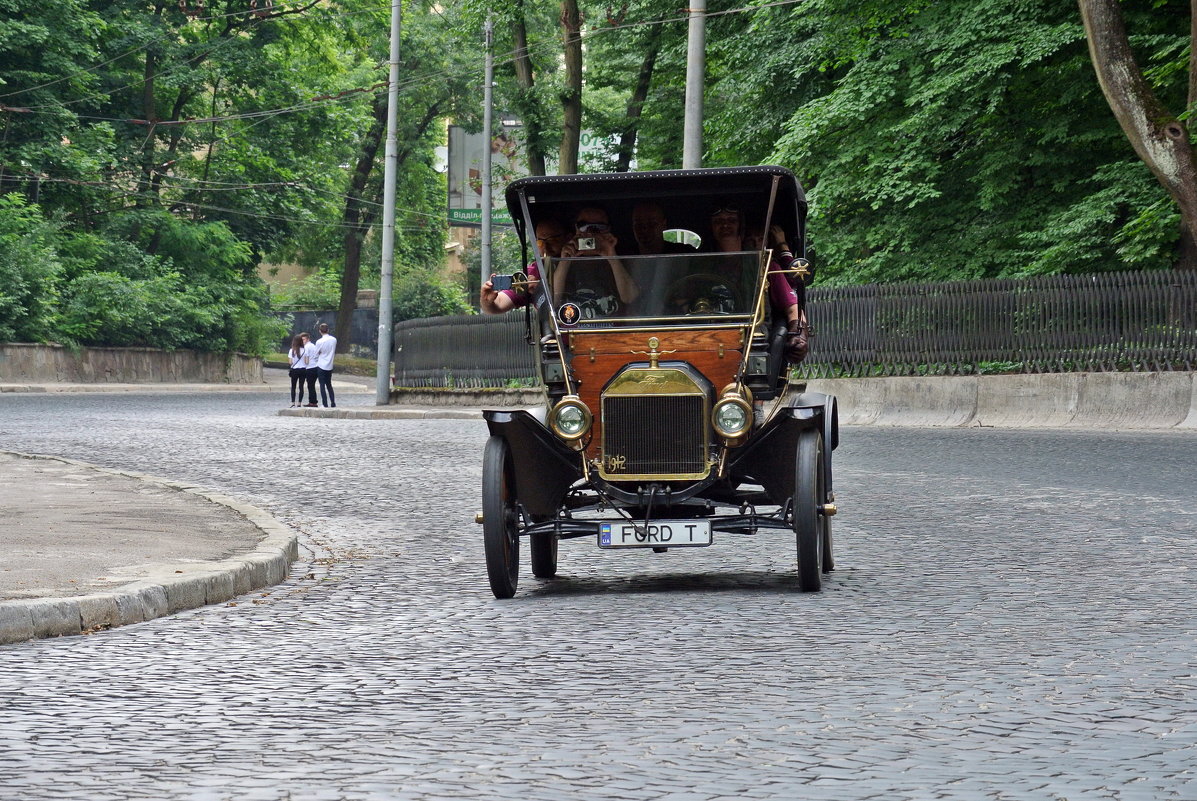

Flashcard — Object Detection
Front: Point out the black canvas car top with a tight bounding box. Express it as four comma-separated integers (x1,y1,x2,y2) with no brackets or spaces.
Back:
503,165,807,255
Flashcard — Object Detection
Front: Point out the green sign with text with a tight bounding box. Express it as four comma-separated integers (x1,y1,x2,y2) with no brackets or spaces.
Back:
448,207,513,227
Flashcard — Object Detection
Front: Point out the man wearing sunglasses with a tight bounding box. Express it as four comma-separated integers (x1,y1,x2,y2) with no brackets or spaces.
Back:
552,206,639,319
480,217,566,314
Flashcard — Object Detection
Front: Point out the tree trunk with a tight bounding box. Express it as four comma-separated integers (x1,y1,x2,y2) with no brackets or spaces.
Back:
511,7,546,176
138,56,158,201
335,96,389,353
136,3,169,204
615,27,661,173
335,97,446,352
559,0,582,175
1079,0,1197,270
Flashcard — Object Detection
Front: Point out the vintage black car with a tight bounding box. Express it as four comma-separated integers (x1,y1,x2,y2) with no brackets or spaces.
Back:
478,166,839,598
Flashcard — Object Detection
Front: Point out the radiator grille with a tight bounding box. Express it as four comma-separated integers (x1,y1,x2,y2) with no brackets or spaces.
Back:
602,394,707,477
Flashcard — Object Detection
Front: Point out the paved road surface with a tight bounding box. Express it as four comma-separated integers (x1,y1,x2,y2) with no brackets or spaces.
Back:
1,391,1194,800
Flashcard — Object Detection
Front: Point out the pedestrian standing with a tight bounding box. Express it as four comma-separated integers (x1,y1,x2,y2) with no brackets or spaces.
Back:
287,334,309,407
313,322,337,408
302,333,319,407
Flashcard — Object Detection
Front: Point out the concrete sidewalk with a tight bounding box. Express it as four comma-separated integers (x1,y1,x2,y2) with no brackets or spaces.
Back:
0,368,379,646
0,452,297,645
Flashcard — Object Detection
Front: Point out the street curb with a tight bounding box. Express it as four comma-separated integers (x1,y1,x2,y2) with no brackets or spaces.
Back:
804,372,1197,430
0,453,298,646
279,406,485,419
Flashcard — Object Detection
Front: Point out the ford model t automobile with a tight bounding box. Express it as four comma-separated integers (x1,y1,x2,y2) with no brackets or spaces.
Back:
478,166,839,598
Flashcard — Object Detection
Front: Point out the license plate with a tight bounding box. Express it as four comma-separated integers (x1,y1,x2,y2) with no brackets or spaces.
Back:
598,519,712,549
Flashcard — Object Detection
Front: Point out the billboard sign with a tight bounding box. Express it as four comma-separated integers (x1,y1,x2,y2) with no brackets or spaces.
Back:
446,125,629,228
447,124,522,228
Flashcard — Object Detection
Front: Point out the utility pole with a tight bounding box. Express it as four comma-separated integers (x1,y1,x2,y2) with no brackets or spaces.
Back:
480,17,494,302
682,0,706,170
376,0,401,404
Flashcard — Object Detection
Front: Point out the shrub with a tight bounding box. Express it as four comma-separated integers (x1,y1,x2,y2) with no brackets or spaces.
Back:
393,269,473,321
0,195,61,343
269,270,343,310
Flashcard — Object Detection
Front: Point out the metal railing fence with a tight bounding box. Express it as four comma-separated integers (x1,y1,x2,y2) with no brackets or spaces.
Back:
393,312,538,388
391,270,1197,387
799,270,1196,377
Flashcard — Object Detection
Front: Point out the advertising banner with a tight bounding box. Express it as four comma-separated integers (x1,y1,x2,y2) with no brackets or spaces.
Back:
446,124,522,228
446,126,627,228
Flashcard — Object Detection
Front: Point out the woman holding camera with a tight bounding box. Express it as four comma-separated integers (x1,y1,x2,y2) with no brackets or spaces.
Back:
552,206,639,320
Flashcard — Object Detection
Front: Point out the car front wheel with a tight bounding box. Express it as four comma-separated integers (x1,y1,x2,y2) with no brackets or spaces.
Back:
482,436,520,599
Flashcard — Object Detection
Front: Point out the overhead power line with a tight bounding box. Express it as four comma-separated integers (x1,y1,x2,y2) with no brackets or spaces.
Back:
0,171,435,229
2,0,808,128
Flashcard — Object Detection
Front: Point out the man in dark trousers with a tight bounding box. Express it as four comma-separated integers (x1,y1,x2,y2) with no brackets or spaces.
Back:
313,322,337,408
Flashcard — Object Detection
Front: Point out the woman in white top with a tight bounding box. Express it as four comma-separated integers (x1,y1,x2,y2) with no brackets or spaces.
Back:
287,334,308,407
301,333,319,407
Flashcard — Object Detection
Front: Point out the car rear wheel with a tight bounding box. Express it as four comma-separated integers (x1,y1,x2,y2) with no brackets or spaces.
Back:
794,428,824,592
482,435,520,599
530,532,558,578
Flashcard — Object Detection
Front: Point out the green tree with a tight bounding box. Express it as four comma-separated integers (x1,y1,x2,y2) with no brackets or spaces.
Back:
724,0,1186,282
0,195,61,342
331,1,479,349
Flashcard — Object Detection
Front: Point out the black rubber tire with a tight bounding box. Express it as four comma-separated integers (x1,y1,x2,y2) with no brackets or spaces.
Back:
482,436,520,599
530,532,558,578
794,428,824,592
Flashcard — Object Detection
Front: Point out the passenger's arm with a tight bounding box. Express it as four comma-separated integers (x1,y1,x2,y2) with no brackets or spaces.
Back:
480,277,515,314
553,245,577,304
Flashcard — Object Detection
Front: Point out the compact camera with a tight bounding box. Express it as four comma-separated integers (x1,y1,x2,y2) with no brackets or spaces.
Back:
575,236,597,252
491,272,528,293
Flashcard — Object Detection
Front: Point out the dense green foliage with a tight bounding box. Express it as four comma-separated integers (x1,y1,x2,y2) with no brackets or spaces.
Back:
0,194,286,350
0,195,61,342
466,0,1189,281
0,0,1189,354
741,0,1187,283
0,0,465,351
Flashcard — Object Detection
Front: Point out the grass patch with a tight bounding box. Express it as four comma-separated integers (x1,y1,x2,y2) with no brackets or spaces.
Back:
266,353,378,378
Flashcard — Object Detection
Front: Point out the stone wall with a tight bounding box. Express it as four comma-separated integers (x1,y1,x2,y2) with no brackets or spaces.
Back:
389,386,547,408
0,344,263,384
806,372,1197,430
393,373,1197,430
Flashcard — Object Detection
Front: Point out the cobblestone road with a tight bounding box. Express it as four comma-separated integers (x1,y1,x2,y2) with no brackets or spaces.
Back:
1,392,1195,800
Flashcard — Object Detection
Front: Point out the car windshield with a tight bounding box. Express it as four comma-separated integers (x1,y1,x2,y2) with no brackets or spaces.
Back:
540,250,765,328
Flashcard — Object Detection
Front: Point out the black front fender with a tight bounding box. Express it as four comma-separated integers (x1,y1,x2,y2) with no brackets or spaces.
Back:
726,391,838,505
484,409,583,518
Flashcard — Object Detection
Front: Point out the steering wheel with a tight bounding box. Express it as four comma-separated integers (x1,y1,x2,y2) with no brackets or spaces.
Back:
666,273,739,315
